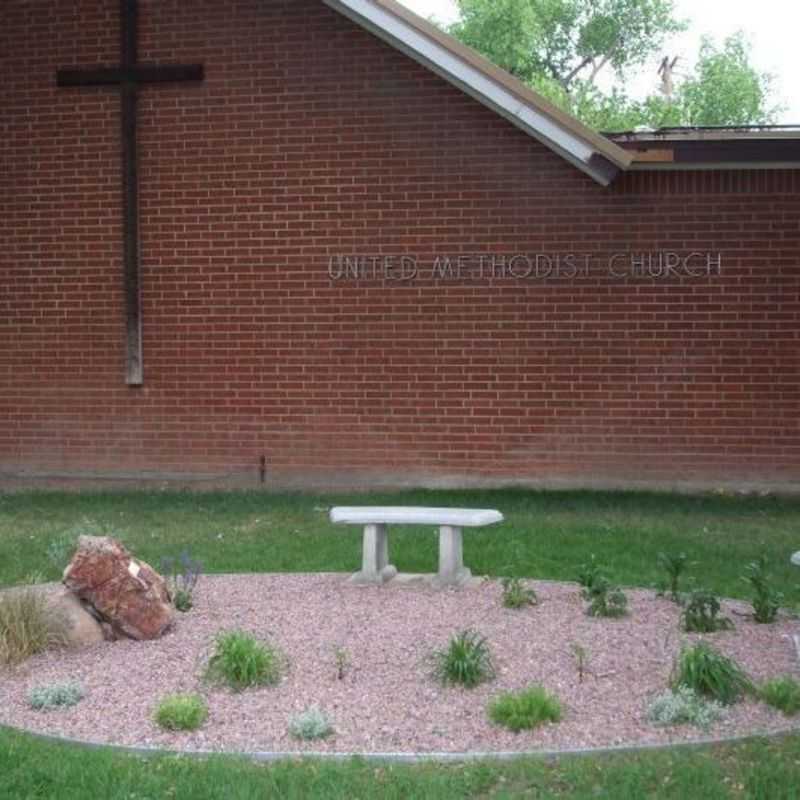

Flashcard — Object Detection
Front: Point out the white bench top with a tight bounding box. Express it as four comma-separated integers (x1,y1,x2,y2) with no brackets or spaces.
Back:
329,506,504,527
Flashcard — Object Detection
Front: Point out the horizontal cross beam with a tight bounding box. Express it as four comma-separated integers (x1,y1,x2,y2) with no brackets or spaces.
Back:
57,64,203,88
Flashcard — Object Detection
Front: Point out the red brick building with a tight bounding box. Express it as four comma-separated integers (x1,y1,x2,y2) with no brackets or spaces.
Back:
2,0,799,490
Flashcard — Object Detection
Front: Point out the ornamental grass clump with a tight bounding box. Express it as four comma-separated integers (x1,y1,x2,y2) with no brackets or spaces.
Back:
28,682,85,711
646,685,725,730
288,706,334,741
205,630,284,692
0,588,67,666
742,556,783,624
488,686,562,732
760,676,800,716
154,693,208,731
501,577,537,609
431,629,495,688
672,642,753,706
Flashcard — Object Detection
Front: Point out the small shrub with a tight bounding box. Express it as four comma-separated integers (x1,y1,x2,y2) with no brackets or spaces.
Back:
672,642,753,705
488,686,562,732
585,576,628,618
647,685,725,729
28,682,84,710
656,551,689,602
154,693,208,731
760,676,800,716
205,630,284,691
0,588,67,665
431,629,495,688
288,706,334,740
160,551,202,612
682,589,733,633
742,556,783,624
501,577,537,609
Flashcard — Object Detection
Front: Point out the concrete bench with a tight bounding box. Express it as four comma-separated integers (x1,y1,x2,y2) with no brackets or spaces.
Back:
329,506,504,587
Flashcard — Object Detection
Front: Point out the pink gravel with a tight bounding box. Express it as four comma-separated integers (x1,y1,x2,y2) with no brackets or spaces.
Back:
1,574,799,755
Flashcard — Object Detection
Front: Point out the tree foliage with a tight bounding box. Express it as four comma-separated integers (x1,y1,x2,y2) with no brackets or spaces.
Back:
451,0,685,91
448,1,779,131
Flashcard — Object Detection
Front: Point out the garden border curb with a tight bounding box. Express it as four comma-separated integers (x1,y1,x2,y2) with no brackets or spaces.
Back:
5,723,799,764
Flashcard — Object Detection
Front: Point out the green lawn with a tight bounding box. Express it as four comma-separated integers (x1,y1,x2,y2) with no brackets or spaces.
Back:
1,487,800,798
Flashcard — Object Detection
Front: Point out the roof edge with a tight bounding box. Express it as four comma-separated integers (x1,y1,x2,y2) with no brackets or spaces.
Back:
322,0,632,185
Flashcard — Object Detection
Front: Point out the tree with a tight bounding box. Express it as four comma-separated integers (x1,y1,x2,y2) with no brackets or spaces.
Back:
678,33,779,126
450,0,685,94
448,1,779,131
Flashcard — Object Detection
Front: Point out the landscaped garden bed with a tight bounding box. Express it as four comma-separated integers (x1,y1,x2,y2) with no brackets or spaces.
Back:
2,572,798,755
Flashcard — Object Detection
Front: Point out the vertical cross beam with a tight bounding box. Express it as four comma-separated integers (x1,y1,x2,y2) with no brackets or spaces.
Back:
120,0,142,385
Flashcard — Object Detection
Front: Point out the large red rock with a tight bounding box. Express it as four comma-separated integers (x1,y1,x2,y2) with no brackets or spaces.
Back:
62,536,174,640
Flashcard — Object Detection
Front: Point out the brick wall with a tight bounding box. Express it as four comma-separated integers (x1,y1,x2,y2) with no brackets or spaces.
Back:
1,0,799,489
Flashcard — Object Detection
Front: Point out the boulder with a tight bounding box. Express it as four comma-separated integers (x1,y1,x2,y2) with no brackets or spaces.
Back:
46,588,106,648
62,536,174,640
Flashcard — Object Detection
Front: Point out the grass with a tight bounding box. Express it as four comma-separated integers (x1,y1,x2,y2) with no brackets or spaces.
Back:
0,588,66,666
0,488,799,605
488,686,562,732
205,630,284,692
153,694,208,732
2,486,800,797
3,725,800,798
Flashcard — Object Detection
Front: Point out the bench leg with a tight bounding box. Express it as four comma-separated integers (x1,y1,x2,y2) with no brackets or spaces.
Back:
350,523,398,585
436,525,472,587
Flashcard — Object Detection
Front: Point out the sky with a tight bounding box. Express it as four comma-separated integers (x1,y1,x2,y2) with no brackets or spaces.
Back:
397,0,800,124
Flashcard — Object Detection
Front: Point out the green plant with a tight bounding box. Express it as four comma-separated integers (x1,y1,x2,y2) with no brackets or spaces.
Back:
160,551,202,612
742,555,784,624
501,577,537,609
0,588,67,665
431,629,495,688
681,589,733,632
488,686,562,732
672,642,753,705
153,693,208,731
205,630,284,691
584,576,628,618
288,706,334,740
647,685,725,729
577,555,603,596
760,676,800,716
27,682,85,711
656,551,689,602
334,646,349,681
571,643,590,683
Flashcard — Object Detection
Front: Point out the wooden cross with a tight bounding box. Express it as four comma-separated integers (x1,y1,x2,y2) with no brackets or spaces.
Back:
57,0,203,385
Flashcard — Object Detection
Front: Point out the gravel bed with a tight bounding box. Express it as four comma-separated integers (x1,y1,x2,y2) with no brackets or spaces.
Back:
1,574,799,755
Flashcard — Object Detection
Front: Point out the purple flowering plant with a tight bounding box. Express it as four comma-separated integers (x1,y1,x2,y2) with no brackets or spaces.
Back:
160,551,202,612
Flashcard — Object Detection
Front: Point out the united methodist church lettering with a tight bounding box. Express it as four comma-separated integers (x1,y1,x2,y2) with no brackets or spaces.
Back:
327,252,723,282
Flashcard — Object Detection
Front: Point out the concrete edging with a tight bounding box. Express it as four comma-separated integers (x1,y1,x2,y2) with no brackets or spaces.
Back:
5,723,800,765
